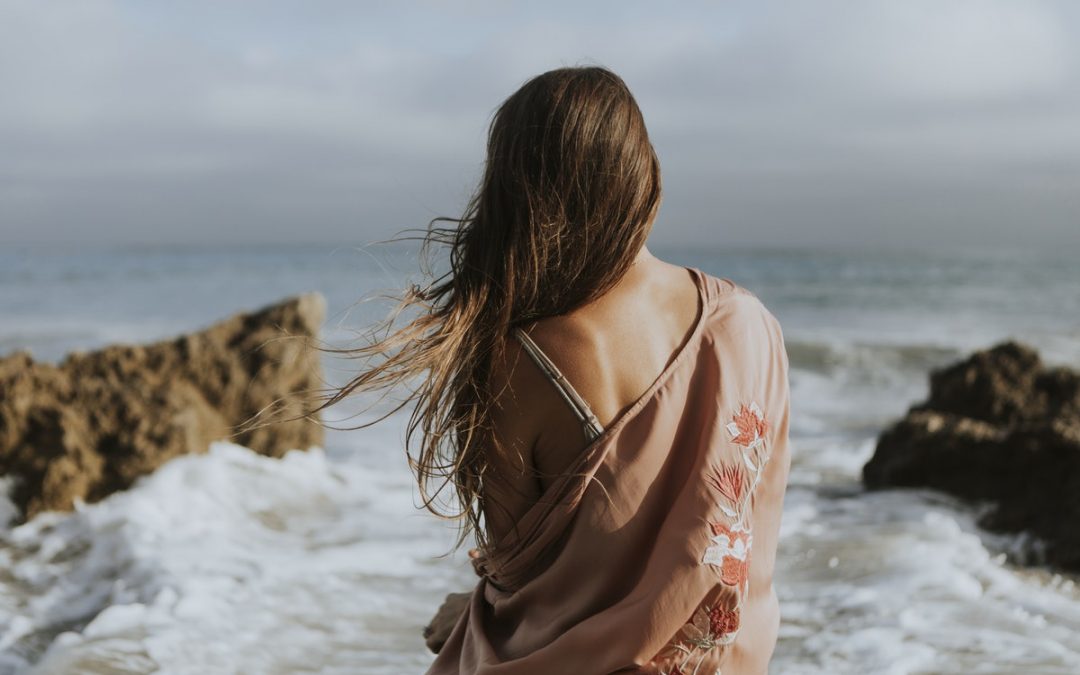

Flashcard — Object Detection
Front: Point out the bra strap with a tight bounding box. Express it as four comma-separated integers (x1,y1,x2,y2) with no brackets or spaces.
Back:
512,327,605,442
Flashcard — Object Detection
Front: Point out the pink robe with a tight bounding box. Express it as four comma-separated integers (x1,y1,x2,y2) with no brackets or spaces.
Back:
428,268,792,674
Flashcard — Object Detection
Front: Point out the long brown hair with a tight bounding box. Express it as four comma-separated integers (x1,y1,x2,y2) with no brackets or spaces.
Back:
316,65,662,551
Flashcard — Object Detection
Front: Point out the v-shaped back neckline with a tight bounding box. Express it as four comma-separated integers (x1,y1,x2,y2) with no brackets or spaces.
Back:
477,266,712,590
513,266,709,455
567,265,709,460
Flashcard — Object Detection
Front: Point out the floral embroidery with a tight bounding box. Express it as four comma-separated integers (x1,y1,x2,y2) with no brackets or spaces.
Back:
703,402,769,590
648,401,772,674
648,596,741,674
706,463,746,505
708,604,740,637
726,402,768,449
703,521,752,588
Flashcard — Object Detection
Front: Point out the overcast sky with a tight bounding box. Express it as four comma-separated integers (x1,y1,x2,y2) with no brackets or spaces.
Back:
2,1,1078,250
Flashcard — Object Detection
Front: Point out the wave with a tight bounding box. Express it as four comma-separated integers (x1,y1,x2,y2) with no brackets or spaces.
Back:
785,339,963,376
0,442,469,675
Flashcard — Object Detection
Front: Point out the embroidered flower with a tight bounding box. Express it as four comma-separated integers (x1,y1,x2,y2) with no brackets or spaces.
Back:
648,596,740,674
720,556,748,587
702,520,752,587
676,598,741,652
726,401,768,448
708,604,740,638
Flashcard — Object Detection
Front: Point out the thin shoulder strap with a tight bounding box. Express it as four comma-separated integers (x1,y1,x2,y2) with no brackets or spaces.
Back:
512,327,605,442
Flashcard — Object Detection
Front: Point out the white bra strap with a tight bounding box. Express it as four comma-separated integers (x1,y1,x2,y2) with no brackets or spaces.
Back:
512,327,605,442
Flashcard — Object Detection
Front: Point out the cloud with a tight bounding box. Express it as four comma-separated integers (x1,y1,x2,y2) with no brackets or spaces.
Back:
0,0,1077,248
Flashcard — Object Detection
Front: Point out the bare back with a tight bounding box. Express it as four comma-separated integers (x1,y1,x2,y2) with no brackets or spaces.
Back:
483,248,703,542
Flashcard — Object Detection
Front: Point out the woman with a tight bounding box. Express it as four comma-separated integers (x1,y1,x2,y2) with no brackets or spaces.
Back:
327,66,791,674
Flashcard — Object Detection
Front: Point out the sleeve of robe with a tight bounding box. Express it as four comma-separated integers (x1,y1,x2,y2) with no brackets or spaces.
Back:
632,289,792,674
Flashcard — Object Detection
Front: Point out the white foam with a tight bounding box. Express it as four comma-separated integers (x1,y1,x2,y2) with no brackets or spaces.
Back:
0,442,474,675
772,486,1080,674
3,431,1078,674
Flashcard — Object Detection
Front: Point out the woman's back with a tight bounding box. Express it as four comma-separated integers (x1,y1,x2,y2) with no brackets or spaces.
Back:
482,251,704,538
430,262,791,674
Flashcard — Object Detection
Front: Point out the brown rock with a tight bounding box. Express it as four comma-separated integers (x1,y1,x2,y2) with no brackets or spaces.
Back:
863,341,1080,570
0,293,326,519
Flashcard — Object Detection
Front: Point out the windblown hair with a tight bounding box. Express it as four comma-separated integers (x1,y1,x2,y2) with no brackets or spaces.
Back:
315,65,662,551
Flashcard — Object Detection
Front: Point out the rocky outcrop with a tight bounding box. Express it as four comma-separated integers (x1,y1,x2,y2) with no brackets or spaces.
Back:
0,294,326,520
863,341,1080,570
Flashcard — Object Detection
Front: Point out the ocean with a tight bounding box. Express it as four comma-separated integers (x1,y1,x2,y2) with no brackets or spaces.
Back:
1,243,1078,674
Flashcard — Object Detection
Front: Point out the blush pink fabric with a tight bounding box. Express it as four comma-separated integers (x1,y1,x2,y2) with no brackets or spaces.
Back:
427,268,791,675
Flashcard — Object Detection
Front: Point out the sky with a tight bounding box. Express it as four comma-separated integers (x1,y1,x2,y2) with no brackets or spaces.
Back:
1,0,1078,250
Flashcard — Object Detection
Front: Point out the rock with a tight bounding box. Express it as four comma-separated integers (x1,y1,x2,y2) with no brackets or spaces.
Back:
863,341,1080,570
0,293,326,520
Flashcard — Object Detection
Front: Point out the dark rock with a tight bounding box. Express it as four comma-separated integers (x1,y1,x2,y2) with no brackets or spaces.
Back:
0,294,326,520
863,341,1080,570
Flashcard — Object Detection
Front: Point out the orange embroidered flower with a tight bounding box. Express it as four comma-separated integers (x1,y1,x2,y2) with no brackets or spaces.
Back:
727,402,768,448
708,605,740,637
720,556,749,586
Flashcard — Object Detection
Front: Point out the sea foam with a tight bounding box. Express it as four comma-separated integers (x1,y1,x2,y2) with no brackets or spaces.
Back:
0,442,471,675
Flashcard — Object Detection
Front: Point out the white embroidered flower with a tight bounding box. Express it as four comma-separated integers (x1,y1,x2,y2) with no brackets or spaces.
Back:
701,521,752,567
